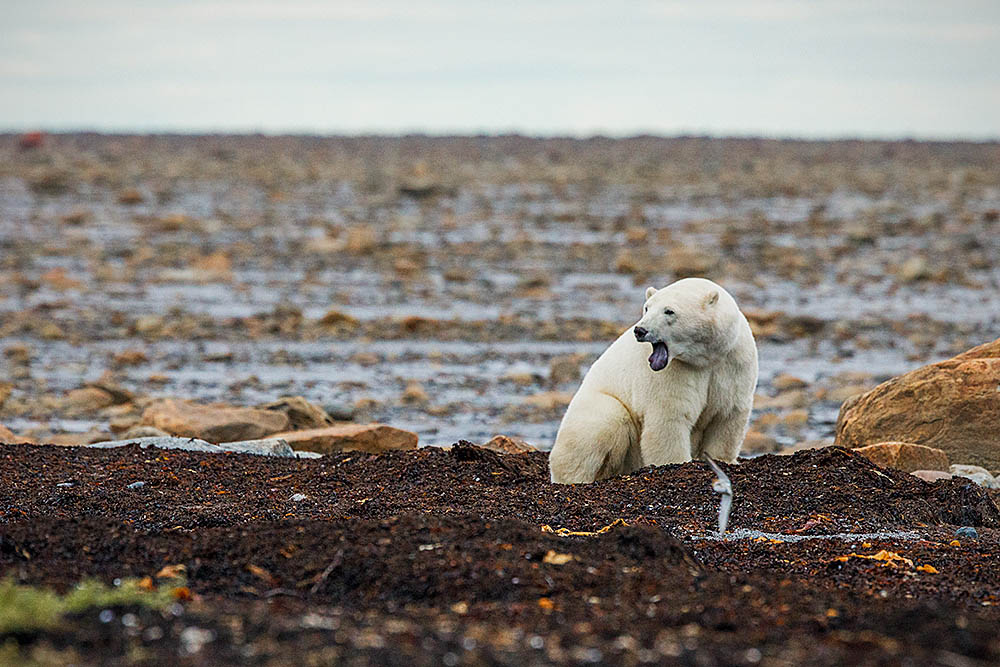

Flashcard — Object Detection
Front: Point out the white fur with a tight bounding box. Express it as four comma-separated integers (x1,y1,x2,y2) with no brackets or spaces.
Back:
549,278,758,484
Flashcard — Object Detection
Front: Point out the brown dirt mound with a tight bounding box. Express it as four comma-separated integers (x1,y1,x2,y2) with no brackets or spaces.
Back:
2,443,999,665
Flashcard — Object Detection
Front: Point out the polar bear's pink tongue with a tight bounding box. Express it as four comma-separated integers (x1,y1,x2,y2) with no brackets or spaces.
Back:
648,342,669,371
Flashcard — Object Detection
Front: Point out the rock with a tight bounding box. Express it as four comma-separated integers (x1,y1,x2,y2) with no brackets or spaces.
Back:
323,402,355,421
955,526,979,539
318,310,360,329
40,267,83,291
742,429,779,453
549,354,586,386
836,338,1000,470
525,392,573,411
780,410,809,427
127,481,145,490
112,349,148,367
853,442,950,473
481,435,538,454
772,373,807,391
0,424,35,444
219,438,295,457
950,464,992,477
911,470,953,483
271,424,418,455
289,493,307,502
401,382,429,404
949,465,999,489
89,436,295,457
60,387,115,414
896,256,930,283
753,390,808,410
260,396,334,431
502,371,538,386
86,379,135,405
140,398,290,443
108,415,141,434
122,425,171,439
117,188,144,205
48,428,110,446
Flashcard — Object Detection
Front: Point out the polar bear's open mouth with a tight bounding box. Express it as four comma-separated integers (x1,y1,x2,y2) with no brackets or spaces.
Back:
648,342,669,371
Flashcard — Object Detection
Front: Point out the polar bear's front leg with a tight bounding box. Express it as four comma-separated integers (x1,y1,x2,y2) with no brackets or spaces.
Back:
697,407,751,463
549,392,639,484
638,418,693,466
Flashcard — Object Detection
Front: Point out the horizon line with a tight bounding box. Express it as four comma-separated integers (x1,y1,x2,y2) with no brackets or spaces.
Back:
4,127,1000,145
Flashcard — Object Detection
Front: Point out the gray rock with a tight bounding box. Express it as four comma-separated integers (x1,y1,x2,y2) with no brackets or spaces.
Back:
955,526,979,539
950,464,992,477
90,436,218,451
294,450,323,459
950,464,999,488
289,493,307,502
88,436,296,457
219,438,295,457
324,402,355,421
127,481,145,489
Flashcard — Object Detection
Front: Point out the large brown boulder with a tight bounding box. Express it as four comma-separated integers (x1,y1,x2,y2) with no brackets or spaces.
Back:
141,398,289,443
836,338,1000,469
272,424,417,455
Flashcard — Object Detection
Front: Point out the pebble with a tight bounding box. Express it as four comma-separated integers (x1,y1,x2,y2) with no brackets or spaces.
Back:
955,527,978,539
289,493,307,502
127,481,145,489
56,482,74,488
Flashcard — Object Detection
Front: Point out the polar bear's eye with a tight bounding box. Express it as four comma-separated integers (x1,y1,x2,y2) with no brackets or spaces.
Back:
664,309,675,316
643,306,648,313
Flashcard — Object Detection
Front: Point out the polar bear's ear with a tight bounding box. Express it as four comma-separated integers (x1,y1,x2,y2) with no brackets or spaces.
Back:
704,290,719,307
645,286,657,300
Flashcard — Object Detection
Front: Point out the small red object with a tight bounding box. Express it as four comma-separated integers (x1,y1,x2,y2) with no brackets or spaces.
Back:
19,132,45,150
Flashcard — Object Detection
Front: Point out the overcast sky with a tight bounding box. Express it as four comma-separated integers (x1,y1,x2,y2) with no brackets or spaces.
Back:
2,0,999,138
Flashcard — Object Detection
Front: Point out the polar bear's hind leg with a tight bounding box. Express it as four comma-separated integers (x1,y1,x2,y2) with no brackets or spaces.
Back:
549,392,637,483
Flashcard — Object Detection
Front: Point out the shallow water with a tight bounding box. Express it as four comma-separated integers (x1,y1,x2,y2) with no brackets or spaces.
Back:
2,136,998,449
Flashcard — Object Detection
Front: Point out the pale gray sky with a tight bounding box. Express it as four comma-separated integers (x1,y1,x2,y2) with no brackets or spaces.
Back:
2,0,999,138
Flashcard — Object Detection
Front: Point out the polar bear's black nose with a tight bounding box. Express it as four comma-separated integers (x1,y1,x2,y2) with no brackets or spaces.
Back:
634,326,648,341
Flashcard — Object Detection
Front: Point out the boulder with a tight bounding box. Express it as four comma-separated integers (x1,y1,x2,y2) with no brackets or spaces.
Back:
911,470,953,483
140,398,289,443
260,396,335,431
272,423,417,455
481,435,538,454
853,442,949,473
836,338,1000,470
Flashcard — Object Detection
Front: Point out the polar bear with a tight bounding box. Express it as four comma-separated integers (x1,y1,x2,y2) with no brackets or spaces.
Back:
549,278,757,484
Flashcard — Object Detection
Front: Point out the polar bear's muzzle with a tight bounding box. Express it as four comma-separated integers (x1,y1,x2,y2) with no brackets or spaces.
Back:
634,326,670,371
647,341,670,371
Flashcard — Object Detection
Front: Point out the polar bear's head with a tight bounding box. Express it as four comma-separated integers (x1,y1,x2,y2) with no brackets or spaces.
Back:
633,278,742,370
